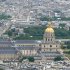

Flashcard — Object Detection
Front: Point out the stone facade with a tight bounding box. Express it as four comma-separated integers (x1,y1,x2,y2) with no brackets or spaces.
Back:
41,22,60,53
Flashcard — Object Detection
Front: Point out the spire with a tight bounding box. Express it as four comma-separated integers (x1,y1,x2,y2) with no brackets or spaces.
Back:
47,22,52,28
48,10,53,28
45,3,53,32
48,2,51,22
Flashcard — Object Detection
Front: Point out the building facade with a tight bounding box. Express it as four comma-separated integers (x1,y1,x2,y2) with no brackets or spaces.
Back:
14,22,61,60
0,22,61,61
41,22,60,52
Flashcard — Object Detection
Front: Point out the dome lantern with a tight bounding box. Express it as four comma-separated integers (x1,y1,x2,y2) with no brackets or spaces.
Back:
45,22,54,33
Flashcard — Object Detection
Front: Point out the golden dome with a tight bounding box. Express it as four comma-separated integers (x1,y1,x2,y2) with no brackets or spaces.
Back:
45,22,54,33
45,28,54,33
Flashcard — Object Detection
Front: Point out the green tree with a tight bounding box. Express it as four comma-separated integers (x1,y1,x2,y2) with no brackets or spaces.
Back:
27,56,35,62
7,30,12,37
0,13,11,20
63,51,70,54
40,16,52,21
61,44,67,49
54,56,64,61
59,24,66,28
55,28,70,39
19,56,27,63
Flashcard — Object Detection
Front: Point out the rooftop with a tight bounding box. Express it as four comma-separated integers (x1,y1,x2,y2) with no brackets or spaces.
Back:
16,46,39,50
15,40,42,44
0,47,17,54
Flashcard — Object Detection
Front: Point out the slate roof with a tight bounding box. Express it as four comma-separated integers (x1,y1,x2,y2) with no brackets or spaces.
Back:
0,41,14,47
16,46,39,50
0,41,12,44
15,40,42,44
0,47,17,54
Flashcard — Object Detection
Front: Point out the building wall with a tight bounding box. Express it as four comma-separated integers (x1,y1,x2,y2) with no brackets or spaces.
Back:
21,50,37,56
41,44,60,52
0,54,18,60
43,32,55,44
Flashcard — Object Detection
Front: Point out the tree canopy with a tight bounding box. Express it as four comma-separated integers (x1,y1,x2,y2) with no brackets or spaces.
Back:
54,56,64,61
27,56,35,62
0,13,11,20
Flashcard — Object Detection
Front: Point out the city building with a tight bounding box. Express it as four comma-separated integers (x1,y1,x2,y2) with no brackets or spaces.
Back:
0,47,19,60
41,22,60,52
0,22,62,61
14,22,62,60
14,40,40,56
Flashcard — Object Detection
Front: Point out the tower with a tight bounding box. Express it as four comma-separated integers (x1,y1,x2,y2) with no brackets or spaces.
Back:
41,22,60,53
43,22,55,44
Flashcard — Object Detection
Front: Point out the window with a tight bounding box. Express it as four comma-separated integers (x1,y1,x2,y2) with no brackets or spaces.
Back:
48,39,49,41
50,45,52,47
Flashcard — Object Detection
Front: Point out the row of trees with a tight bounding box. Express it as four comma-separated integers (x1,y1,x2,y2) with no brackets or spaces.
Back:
14,26,45,40
19,56,35,63
19,56,63,62
0,13,11,20
54,28,70,39
5,24,70,40
64,51,70,54
40,16,70,21
54,56,64,61
61,41,70,49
